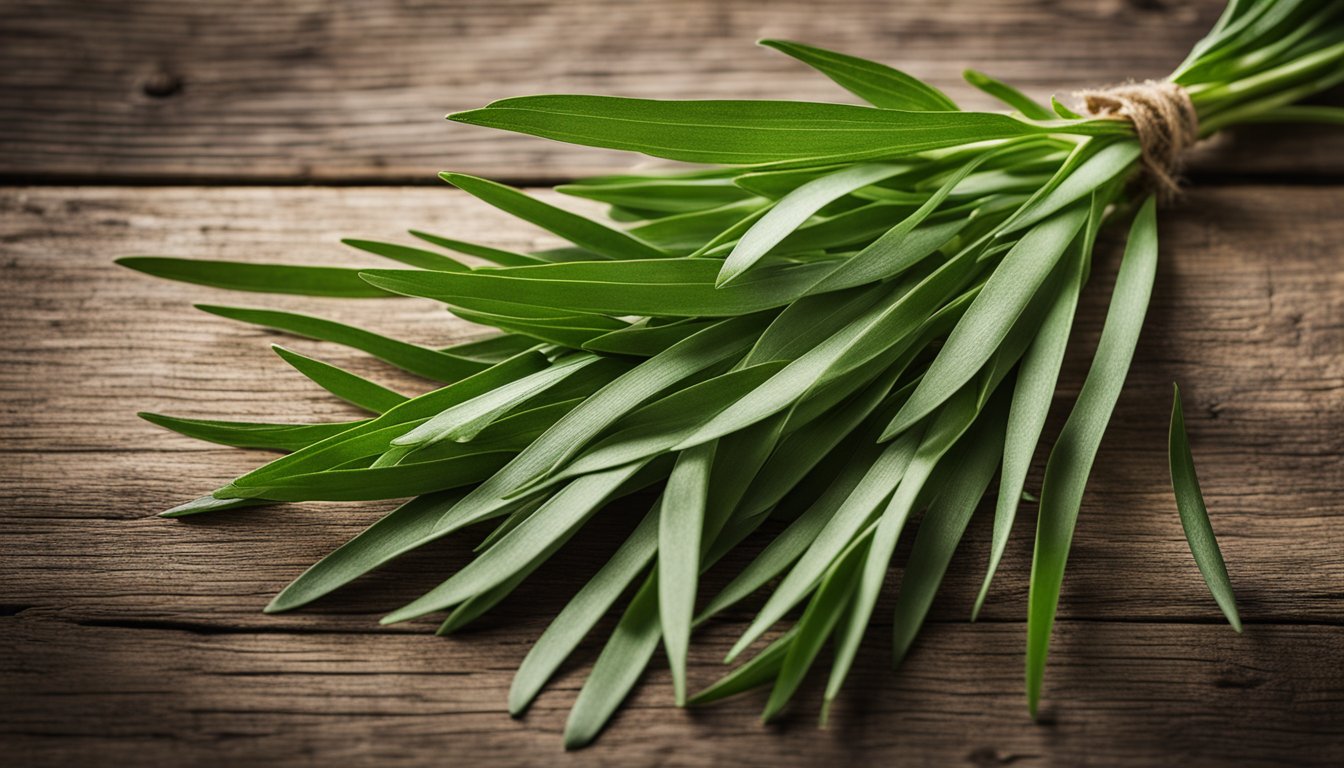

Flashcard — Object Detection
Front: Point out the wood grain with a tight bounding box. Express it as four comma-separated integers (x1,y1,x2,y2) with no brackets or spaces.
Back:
6,614,1343,767
2,184,1342,764
1,0,1341,182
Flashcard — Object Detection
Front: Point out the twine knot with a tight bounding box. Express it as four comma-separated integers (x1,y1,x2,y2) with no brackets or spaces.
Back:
1076,80,1199,199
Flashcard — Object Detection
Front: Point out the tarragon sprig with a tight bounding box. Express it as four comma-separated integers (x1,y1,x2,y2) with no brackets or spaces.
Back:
120,0,1339,748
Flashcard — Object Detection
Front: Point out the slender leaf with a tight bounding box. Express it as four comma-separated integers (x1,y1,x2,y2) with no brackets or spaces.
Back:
1169,383,1242,631
1026,197,1158,717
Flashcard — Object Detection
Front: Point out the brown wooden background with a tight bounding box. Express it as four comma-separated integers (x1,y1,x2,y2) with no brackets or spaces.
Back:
2,1,1342,765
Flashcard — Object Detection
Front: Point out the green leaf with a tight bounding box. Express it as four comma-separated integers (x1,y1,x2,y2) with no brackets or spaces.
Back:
383,461,654,623
973,244,1085,619
393,354,610,446
962,69,1055,120
763,532,867,721
1026,197,1158,717
361,259,832,318
998,140,1140,235
563,572,662,750
196,304,489,383
718,163,908,285
658,443,715,705
893,396,1006,664
423,315,768,548
1169,383,1242,632
224,353,549,490
266,491,467,612
761,40,959,111
139,412,361,451
883,203,1088,438
116,257,394,298
441,173,669,260
557,177,752,214
827,383,982,703
688,629,797,706
509,507,658,715
272,345,407,414
725,428,924,661
341,238,470,271
582,319,719,357
408,230,548,267
449,96,1124,167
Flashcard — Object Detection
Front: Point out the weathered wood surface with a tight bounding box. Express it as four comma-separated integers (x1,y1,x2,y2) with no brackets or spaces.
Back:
2,184,1342,766
2,0,1341,182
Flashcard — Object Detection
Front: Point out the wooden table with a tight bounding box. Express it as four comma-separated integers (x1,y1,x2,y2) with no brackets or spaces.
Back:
3,1,1342,765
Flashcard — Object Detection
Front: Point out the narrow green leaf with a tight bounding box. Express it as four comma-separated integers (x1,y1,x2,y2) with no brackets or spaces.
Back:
763,533,866,721
973,245,1085,619
362,259,832,318
718,163,907,286
1169,383,1242,632
449,96,1124,167
726,428,924,661
139,412,361,452
196,304,489,383
1026,197,1159,717
582,319,718,357
998,140,1140,235
761,40,959,111
883,203,1088,438
266,491,466,612
658,443,715,705
509,507,659,715
827,384,983,703
688,629,798,706
423,315,768,546
272,345,407,414
893,397,1006,663
117,257,394,298
441,173,669,260
962,69,1055,120
393,354,608,446
160,494,267,518
563,572,662,750
382,461,652,623
408,230,548,267
341,238,470,271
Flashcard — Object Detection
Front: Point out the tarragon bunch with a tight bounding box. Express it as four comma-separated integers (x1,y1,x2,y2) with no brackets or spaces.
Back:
121,0,1343,748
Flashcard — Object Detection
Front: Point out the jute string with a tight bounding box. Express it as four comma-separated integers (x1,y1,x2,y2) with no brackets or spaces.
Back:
1075,79,1199,199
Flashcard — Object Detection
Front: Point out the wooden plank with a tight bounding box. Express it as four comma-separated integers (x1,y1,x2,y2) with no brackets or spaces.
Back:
1,0,1340,182
4,612,1342,766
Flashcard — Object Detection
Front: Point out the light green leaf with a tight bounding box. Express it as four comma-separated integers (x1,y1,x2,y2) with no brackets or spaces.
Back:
1026,197,1158,717
509,506,658,715
962,69,1055,120
272,345,407,414
883,203,1088,438
116,257,394,298
564,572,662,750
658,443,715,705
196,304,489,383
441,173,669,260
893,396,1006,663
761,40,959,111
139,412,360,452
718,163,907,286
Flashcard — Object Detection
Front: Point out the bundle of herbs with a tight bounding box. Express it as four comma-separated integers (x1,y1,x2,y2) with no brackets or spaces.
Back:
121,0,1342,748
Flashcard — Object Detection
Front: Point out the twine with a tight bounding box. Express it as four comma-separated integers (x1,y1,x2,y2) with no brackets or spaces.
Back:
1076,80,1199,199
